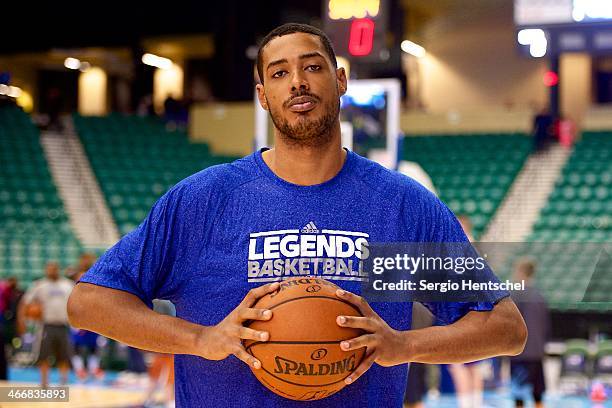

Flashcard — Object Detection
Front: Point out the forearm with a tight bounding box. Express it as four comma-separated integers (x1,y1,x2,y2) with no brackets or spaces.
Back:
68,283,206,356
403,298,527,364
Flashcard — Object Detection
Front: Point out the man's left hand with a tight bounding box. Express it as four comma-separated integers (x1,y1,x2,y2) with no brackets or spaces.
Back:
335,289,409,385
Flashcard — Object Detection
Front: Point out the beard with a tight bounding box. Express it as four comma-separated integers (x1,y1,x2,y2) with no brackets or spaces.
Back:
267,91,340,148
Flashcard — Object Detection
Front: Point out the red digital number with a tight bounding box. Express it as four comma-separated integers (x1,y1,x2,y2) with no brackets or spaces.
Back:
348,18,375,56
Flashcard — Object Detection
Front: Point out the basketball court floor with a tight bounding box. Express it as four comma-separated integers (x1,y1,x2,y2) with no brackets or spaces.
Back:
0,367,166,407
0,366,609,407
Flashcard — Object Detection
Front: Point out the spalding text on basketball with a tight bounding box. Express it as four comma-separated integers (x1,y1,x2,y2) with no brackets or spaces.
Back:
273,353,357,376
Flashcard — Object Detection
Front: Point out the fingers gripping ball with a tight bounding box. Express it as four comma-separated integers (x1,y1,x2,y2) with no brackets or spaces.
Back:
244,277,366,401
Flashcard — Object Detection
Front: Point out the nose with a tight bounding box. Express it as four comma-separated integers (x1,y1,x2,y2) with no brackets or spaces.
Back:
290,70,309,92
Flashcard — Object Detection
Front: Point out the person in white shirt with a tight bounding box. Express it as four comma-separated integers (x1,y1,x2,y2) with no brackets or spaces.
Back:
21,262,74,387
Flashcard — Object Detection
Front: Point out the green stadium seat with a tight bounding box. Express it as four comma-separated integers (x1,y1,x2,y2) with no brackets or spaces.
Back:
525,132,612,311
402,133,530,239
0,106,83,281
74,113,238,237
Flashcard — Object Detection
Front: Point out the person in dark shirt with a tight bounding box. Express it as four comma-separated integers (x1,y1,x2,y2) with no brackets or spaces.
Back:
511,258,550,408
532,108,554,152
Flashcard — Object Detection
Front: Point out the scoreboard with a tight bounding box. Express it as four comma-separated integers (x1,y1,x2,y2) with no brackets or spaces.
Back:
515,0,612,25
515,0,612,56
323,0,389,62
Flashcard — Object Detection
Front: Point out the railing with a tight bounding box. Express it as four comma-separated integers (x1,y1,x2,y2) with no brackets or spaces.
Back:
51,117,118,246
482,145,572,242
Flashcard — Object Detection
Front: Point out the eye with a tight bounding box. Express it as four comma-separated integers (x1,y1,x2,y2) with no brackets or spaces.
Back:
272,70,287,78
306,65,321,72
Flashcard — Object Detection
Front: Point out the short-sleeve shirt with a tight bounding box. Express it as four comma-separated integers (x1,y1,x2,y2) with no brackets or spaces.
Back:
80,149,508,407
24,278,74,325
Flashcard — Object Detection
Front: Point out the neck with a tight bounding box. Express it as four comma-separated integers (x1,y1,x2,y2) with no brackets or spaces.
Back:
262,122,346,186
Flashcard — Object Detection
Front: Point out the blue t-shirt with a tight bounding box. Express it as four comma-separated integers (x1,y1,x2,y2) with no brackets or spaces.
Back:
80,149,507,407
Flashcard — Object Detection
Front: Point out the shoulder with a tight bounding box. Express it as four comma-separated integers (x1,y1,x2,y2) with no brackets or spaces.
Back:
349,153,445,215
31,279,46,289
350,154,461,240
26,279,45,296
349,153,437,200
182,155,259,189
156,154,262,210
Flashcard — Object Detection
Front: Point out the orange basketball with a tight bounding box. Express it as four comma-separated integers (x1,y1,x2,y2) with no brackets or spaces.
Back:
245,277,366,401
25,302,42,320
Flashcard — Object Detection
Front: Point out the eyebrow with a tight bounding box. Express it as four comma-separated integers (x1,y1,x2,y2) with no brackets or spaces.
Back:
266,52,326,71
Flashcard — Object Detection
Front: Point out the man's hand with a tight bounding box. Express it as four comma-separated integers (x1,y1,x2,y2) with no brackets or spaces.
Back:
335,289,408,385
334,290,526,385
196,282,280,370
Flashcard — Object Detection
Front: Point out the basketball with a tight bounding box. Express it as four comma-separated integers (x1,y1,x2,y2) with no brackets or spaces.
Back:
24,302,43,320
244,277,366,401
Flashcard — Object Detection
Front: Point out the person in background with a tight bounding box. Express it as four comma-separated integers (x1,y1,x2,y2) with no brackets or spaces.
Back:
20,262,74,387
44,87,63,131
76,253,96,275
137,94,155,117
144,299,176,408
404,303,434,408
456,215,475,242
449,214,484,408
532,107,554,153
0,277,14,380
2,277,24,354
70,268,104,381
511,258,550,408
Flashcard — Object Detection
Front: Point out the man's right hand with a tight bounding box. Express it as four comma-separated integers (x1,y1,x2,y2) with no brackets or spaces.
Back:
195,281,279,369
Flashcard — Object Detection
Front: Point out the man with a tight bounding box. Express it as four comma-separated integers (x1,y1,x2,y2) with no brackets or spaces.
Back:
449,215,484,408
21,262,74,386
511,258,549,408
1,276,24,354
532,107,554,152
70,268,104,381
403,303,433,408
68,23,527,407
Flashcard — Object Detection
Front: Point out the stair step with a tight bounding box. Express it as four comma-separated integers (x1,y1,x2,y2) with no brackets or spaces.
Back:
40,122,120,247
482,145,572,242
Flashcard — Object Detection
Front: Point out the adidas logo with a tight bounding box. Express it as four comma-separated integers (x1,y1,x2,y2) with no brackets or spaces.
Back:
301,221,319,234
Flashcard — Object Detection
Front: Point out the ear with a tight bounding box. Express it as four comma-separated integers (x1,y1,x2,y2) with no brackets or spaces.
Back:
336,67,347,96
256,83,268,111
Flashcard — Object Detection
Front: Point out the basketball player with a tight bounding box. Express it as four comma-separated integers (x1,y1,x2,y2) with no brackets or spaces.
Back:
510,258,549,408
449,215,485,408
68,23,527,407
22,262,74,387
70,269,104,381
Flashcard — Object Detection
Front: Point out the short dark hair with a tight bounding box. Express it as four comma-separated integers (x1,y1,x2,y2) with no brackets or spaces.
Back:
257,23,338,84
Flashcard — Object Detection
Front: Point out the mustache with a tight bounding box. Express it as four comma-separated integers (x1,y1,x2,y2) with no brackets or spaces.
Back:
283,91,321,108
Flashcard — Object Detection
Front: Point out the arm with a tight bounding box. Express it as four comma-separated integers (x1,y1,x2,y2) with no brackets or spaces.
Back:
335,290,527,384
17,286,38,335
68,282,279,368
68,283,203,356
403,297,527,363
16,297,27,335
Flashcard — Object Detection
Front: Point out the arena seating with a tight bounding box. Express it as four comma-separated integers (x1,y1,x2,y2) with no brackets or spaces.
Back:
0,106,82,283
531,132,612,242
74,114,238,236
521,132,612,312
402,133,530,239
